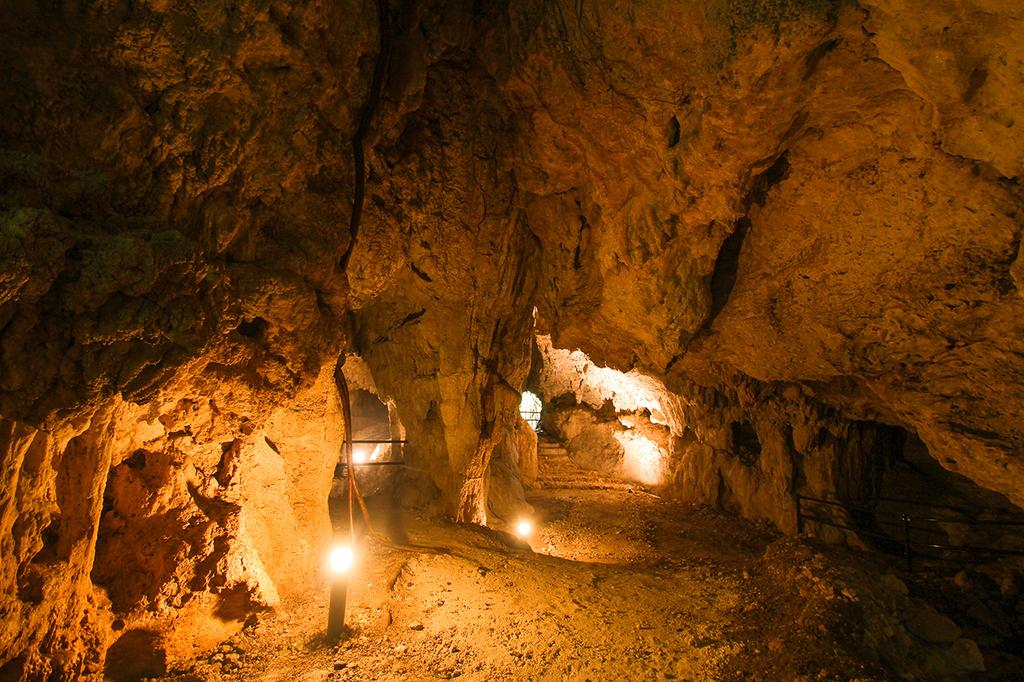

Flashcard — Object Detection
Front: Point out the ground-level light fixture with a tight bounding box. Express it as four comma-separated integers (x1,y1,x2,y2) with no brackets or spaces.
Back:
329,545,355,574
326,543,355,642
351,445,369,465
514,519,534,539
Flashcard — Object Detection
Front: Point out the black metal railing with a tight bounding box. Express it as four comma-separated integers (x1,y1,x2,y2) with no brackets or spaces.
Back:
796,494,1024,571
520,410,543,441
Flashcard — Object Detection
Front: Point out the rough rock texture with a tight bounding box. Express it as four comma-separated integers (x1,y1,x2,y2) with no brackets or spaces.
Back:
548,405,628,475
484,416,537,525
2,0,1023,677
0,1,363,676
534,333,676,485
857,573,987,677
1,364,344,679
513,0,1024,509
533,331,906,533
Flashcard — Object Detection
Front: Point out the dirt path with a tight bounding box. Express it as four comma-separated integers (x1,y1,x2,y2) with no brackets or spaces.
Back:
165,481,906,681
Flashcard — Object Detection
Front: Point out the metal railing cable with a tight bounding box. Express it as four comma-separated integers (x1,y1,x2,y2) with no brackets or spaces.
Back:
334,362,448,557
796,494,1024,571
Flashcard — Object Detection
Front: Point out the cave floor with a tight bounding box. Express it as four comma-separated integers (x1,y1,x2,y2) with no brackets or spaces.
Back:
161,483,913,682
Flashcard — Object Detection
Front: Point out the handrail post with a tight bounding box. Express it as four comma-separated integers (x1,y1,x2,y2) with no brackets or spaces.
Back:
902,513,912,572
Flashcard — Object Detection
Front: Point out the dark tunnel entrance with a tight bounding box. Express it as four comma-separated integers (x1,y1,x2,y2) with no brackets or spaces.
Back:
330,379,407,542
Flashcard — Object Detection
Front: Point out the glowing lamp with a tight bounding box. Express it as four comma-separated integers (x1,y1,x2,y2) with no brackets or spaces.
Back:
328,545,354,574
514,519,534,539
326,543,352,642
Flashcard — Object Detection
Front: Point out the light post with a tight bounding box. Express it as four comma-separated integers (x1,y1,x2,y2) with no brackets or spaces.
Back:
326,543,354,643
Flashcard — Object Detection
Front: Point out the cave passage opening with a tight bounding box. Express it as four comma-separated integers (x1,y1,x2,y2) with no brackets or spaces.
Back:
349,388,398,465
530,334,673,490
329,360,409,551
518,390,542,430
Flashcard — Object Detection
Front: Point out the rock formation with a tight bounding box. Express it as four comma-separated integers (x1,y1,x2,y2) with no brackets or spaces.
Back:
1,0,1021,677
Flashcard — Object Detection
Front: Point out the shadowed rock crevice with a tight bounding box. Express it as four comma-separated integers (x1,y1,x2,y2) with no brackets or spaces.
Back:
707,216,752,323
707,151,790,326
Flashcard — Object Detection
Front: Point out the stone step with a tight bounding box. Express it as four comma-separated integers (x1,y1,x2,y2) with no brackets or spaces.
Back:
536,478,634,492
534,436,635,491
539,462,574,471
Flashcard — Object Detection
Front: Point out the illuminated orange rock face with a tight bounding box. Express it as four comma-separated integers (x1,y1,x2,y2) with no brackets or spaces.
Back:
1,2,366,676
1,0,1023,677
514,0,1024,513
532,333,908,533
534,333,674,485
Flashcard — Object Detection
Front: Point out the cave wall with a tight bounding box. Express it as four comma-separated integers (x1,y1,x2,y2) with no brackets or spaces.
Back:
335,3,543,524
508,0,1024,509
533,332,898,533
0,0,541,673
534,333,675,484
0,361,344,679
0,0,365,676
2,0,1023,677
661,373,907,536
484,416,538,525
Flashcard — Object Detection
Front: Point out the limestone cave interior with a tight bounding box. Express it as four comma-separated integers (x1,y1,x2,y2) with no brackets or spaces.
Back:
2,1,1024,680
